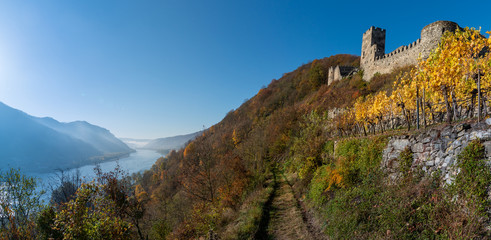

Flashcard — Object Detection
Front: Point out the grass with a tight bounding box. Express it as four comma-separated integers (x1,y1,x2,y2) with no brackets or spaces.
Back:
305,131,491,239
221,178,275,240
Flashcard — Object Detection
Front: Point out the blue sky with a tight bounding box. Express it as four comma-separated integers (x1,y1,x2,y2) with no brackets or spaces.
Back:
0,0,489,139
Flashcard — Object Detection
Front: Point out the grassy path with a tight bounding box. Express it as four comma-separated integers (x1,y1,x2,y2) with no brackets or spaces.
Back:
259,175,314,240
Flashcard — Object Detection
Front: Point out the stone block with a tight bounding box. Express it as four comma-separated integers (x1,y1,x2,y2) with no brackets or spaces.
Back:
411,143,424,153
429,129,439,139
483,141,491,158
392,139,410,151
441,126,453,137
432,143,441,151
452,140,461,148
454,124,465,132
444,156,453,166
388,152,400,161
457,130,466,137
454,147,462,155
442,159,448,168
470,130,491,141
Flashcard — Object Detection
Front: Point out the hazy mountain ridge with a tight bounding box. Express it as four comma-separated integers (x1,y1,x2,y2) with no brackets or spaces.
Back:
0,102,133,173
35,117,131,153
142,131,201,151
121,132,201,154
120,138,152,149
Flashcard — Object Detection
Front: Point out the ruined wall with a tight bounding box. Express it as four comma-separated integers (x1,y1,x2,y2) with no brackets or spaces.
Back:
328,66,335,85
327,66,358,85
361,21,460,80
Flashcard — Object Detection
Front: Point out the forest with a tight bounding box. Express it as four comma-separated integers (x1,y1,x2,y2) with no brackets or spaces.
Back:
1,27,490,239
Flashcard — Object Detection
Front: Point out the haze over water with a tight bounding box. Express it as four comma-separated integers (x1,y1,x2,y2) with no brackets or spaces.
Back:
31,149,162,199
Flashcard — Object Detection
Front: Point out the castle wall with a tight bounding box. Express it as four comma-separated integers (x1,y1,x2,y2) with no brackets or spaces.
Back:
363,39,422,78
361,21,460,80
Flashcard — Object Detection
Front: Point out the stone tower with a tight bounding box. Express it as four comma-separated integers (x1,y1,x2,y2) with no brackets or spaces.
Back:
419,21,460,59
361,26,386,67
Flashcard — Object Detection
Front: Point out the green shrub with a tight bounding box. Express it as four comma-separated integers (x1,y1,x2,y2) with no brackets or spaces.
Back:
399,146,413,178
453,140,491,214
288,111,330,180
334,136,388,186
308,165,342,205
322,140,335,160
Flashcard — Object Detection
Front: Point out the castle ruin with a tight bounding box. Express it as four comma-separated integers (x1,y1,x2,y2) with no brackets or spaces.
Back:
327,65,358,85
327,20,461,83
361,21,460,80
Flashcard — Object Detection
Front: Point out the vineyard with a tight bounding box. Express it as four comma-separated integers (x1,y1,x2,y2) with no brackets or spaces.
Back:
335,28,491,136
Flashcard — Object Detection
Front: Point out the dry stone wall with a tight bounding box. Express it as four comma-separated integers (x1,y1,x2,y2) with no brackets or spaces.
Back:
382,121,491,184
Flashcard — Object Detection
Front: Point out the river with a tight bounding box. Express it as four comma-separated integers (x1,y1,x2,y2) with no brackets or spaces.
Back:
30,149,163,200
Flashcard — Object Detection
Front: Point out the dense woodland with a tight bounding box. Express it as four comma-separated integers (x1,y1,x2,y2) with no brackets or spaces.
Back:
1,27,491,239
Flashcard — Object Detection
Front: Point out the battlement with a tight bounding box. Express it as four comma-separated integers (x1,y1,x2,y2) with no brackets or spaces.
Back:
363,26,386,35
375,39,422,60
361,21,460,80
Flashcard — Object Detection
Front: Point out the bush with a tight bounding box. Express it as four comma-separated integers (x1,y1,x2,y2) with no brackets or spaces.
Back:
453,140,491,214
308,165,342,205
288,111,330,180
0,168,44,239
334,136,388,187
399,146,413,178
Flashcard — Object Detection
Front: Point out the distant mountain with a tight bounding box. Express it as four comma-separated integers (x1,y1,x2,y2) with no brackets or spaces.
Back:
140,132,201,152
120,138,152,149
0,102,133,173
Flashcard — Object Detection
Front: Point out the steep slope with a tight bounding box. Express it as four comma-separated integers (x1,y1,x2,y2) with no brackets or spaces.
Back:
139,54,368,239
0,102,133,173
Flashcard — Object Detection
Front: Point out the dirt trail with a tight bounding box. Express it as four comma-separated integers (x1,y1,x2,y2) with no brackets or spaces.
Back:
266,176,313,240
256,174,329,240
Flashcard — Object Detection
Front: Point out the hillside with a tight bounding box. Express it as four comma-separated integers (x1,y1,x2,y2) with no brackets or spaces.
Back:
137,54,373,238
0,102,133,173
135,27,491,240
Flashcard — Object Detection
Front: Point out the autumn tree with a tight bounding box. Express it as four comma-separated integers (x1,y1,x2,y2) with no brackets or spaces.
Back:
180,138,220,203
0,168,44,239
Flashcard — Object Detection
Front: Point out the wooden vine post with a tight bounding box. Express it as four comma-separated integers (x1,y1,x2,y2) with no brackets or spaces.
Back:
478,62,481,123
